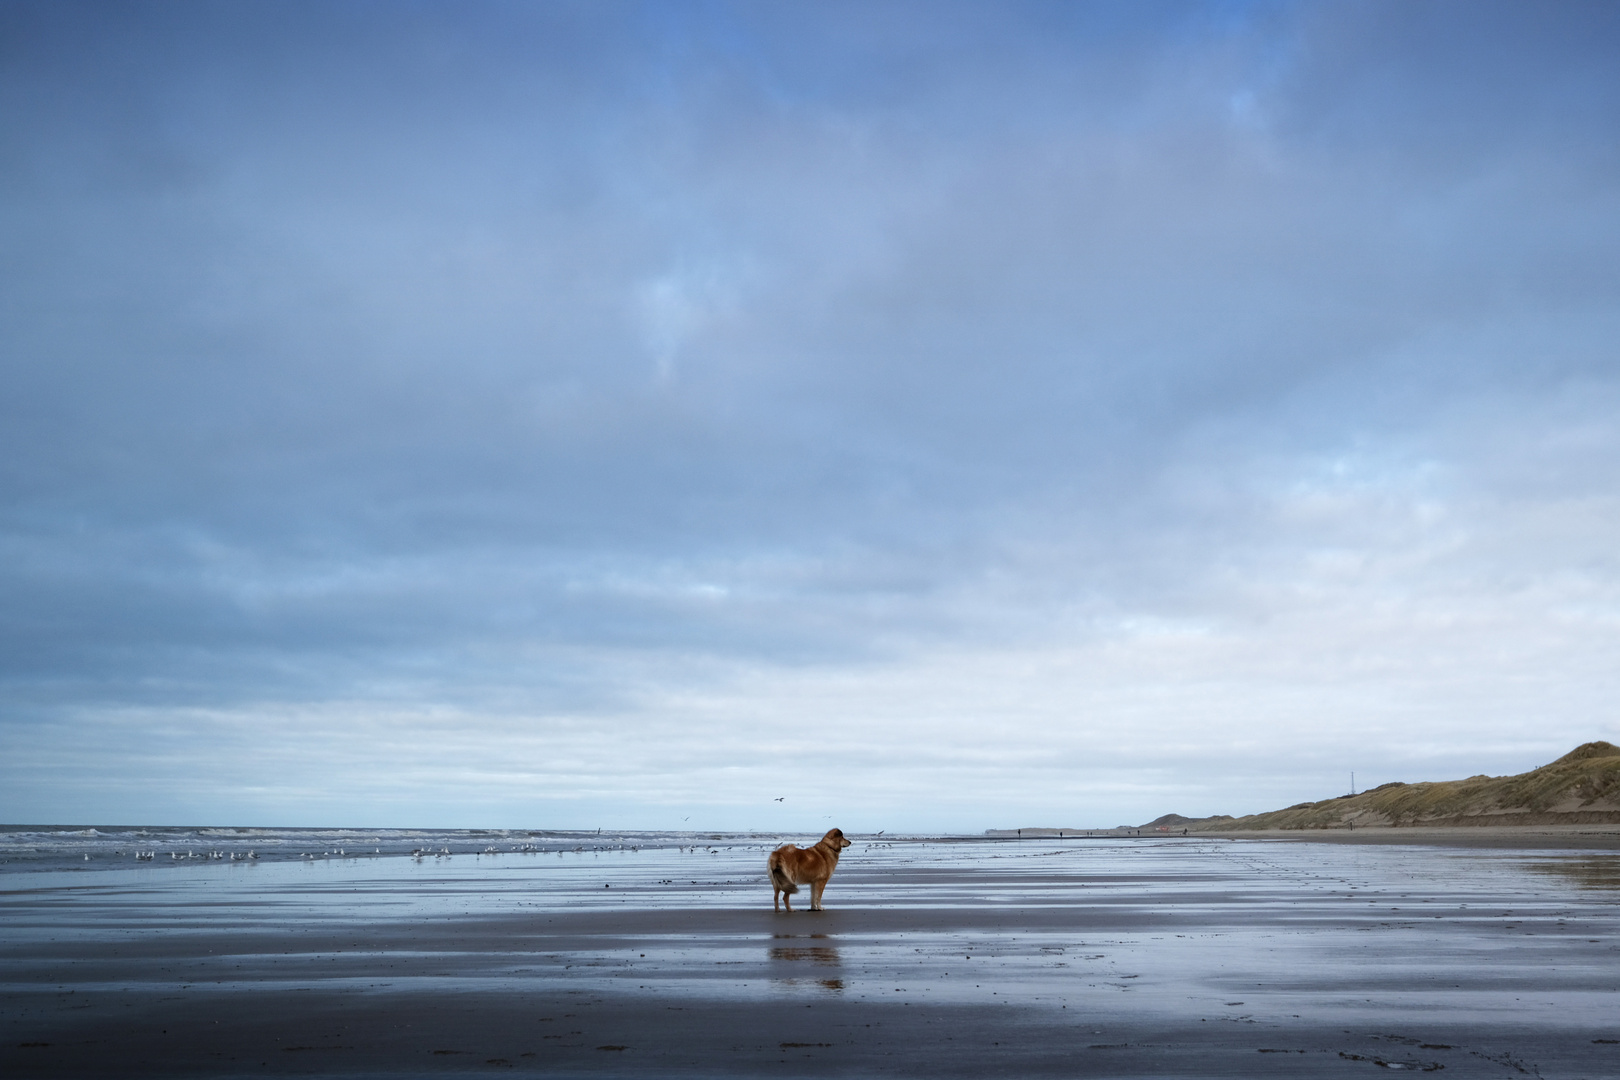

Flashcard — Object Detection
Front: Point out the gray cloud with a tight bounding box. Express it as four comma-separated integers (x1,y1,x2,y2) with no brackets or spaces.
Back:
2,1,1618,827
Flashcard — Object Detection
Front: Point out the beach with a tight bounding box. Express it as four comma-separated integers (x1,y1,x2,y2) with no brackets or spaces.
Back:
1193,824,1620,849
4,832,1619,1077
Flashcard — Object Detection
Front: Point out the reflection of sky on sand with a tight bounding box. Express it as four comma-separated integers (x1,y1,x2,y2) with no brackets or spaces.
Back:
1524,856,1620,891
4,839,1618,1035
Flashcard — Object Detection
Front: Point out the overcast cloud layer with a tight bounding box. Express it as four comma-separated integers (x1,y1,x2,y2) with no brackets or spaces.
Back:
3,0,1618,830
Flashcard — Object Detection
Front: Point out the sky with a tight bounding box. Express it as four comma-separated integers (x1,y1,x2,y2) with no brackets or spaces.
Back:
2,0,1618,831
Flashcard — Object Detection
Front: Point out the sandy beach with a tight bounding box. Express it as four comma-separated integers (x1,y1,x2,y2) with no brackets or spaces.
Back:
4,834,1619,1077
1193,824,1620,849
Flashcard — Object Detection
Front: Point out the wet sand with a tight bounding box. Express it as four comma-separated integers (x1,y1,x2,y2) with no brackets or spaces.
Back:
4,837,1619,1077
1193,824,1620,849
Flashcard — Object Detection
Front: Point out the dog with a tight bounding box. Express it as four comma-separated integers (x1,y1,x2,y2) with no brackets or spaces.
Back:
767,828,852,912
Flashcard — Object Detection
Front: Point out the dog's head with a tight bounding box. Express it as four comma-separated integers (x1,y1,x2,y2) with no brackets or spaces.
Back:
822,828,852,850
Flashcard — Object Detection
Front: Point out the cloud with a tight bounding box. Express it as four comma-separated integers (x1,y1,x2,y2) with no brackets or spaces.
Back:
2,0,1618,826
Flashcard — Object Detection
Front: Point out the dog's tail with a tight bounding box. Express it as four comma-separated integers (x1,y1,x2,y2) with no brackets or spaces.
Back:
767,851,799,894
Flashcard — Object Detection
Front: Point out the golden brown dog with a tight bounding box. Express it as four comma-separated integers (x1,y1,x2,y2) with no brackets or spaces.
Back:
767,828,852,912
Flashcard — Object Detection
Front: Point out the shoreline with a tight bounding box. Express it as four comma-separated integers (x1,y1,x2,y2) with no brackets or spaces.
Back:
1193,823,1620,848
986,824,1620,848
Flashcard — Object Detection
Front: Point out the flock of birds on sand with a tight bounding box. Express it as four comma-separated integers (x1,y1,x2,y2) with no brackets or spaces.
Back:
116,842,731,863
37,797,890,870
132,849,258,861
94,814,894,865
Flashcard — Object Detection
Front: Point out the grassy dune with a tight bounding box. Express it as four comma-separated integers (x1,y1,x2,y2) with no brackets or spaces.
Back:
1147,741,1620,831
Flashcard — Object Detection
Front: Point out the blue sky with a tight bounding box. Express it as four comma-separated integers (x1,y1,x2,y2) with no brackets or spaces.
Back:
3,0,1618,830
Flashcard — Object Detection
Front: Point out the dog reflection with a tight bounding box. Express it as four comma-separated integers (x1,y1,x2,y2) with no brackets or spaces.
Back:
770,933,843,990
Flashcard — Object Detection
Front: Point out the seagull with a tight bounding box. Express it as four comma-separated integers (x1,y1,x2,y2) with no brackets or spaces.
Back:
774,797,785,802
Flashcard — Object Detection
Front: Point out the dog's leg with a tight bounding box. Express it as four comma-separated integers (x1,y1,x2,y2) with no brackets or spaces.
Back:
810,880,825,911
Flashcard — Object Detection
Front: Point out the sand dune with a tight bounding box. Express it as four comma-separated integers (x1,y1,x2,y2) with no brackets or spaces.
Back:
1147,741,1620,833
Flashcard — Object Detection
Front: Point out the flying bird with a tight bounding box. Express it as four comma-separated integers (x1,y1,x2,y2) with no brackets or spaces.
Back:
774,797,785,802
